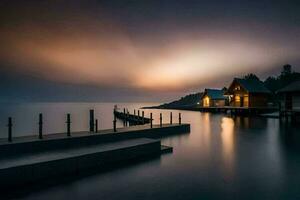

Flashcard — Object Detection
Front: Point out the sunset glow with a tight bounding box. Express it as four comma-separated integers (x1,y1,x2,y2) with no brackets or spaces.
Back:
1,0,300,100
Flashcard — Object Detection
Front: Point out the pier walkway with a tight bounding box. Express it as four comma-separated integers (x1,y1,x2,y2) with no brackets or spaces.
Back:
114,109,151,125
0,138,162,189
0,123,189,146
0,123,190,190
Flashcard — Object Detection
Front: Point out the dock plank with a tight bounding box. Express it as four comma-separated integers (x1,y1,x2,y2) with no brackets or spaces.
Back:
0,123,191,189
0,138,159,170
0,138,163,188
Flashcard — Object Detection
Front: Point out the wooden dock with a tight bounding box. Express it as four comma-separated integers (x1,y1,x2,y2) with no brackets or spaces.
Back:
145,105,278,116
114,109,151,125
198,106,278,115
0,123,190,190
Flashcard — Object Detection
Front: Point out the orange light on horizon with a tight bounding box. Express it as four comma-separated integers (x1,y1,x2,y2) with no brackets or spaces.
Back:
1,16,300,92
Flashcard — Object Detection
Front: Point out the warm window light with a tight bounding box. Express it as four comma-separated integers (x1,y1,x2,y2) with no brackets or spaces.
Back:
203,96,210,107
234,86,241,91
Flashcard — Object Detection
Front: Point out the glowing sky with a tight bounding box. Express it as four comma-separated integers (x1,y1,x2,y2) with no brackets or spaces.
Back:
1,0,300,101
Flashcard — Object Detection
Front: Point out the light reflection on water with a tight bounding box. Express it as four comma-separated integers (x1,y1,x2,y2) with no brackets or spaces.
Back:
1,102,300,199
221,117,235,179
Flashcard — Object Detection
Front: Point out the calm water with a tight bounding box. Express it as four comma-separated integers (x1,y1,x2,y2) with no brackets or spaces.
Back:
2,102,300,199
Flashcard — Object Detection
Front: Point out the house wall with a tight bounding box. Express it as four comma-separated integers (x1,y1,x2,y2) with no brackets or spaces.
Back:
202,95,226,107
228,82,269,108
212,100,226,107
228,82,249,107
231,95,249,107
248,94,268,107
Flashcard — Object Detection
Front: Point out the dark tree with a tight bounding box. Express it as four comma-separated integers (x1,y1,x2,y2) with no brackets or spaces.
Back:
243,73,260,81
281,64,292,76
264,76,278,92
264,64,300,92
222,87,227,92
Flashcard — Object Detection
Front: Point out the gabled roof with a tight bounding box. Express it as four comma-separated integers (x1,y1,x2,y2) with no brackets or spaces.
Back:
202,89,226,100
227,78,271,94
277,81,300,93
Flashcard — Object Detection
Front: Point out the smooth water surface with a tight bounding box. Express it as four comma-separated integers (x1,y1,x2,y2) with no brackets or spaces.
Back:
1,103,300,199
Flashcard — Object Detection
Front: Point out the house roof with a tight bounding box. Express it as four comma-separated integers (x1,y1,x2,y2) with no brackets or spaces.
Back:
277,81,300,93
202,89,226,100
227,78,271,94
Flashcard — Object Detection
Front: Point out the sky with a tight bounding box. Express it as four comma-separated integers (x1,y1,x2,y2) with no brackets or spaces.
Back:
1,0,300,102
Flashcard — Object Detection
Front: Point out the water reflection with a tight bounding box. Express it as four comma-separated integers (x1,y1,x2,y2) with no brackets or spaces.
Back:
4,103,300,199
221,117,235,178
201,113,212,152
279,122,300,152
233,116,268,129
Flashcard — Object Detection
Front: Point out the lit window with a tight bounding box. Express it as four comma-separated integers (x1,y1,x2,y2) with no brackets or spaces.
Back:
203,96,210,107
234,86,241,91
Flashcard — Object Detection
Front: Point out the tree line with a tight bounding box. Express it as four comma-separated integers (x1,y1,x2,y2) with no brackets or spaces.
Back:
243,64,300,93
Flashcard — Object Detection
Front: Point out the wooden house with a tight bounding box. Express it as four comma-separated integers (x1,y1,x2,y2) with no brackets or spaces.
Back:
201,89,227,107
277,81,300,111
225,78,271,108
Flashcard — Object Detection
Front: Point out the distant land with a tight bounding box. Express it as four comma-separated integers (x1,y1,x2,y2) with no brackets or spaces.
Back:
144,64,300,109
143,92,203,109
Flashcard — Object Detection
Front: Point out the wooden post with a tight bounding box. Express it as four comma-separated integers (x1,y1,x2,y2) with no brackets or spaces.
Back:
150,113,153,128
123,108,126,124
39,113,43,139
113,114,117,132
170,112,173,125
134,109,136,116
142,111,145,124
8,117,12,142
67,113,71,136
89,109,94,132
127,110,130,127
160,113,162,127
179,113,181,124
95,119,98,133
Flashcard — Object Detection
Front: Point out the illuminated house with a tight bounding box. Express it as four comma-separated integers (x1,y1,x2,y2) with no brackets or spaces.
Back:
225,78,271,108
201,89,227,107
277,81,300,111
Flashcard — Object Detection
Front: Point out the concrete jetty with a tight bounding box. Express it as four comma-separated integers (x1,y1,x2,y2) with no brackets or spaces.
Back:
0,123,190,190
0,138,161,189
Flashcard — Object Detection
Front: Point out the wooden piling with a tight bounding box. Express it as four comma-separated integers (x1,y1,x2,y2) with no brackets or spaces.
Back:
89,109,95,132
150,113,153,128
142,111,145,124
113,114,117,132
67,114,71,136
95,119,98,133
179,113,181,124
160,113,162,127
170,112,173,125
127,110,130,127
39,113,43,139
8,117,12,142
